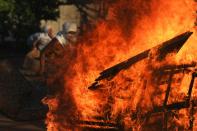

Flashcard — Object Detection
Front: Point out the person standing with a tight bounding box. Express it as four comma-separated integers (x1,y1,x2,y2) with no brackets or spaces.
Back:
39,22,78,95
22,25,54,74
27,25,53,49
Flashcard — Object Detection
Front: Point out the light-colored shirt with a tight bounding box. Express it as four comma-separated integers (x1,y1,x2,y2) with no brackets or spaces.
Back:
27,32,41,47
37,33,51,50
55,31,67,47
27,32,51,50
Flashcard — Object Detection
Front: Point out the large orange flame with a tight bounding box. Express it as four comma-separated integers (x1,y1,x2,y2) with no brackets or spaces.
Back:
44,0,197,130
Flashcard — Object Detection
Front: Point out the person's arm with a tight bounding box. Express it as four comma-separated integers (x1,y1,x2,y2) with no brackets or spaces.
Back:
32,39,39,48
32,39,42,50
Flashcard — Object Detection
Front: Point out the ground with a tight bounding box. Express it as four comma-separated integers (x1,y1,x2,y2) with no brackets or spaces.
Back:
0,43,46,131
0,113,45,131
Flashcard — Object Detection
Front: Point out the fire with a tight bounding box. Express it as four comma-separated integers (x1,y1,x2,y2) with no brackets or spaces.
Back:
44,0,197,130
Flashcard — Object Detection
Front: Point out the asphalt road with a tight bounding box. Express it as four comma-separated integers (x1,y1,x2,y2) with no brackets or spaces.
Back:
0,45,46,131
0,113,45,131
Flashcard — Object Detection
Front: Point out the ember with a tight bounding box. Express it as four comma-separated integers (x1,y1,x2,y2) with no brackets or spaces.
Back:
44,0,197,130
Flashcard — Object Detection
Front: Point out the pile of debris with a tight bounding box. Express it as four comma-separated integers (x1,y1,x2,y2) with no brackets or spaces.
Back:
76,32,197,130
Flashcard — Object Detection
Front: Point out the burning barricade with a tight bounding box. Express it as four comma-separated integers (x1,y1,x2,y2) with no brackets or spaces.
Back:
43,0,197,130
86,31,197,130
43,31,197,130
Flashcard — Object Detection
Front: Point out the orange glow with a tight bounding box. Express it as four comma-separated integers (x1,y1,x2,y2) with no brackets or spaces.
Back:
44,0,197,130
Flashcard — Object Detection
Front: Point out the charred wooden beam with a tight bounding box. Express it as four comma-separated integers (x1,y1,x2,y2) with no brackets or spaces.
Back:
163,109,168,131
156,63,196,71
156,31,193,61
189,100,195,130
78,120,117,127
89,31,193,90
163,69,174,107
131,100,197,120
96,50,150,81
155,63,196,85
187,73,197,102
187,73,197,130
151,100,197,114
78,120,119,130
162,69,174,131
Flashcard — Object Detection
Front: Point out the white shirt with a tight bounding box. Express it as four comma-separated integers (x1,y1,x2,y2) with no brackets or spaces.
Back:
37,33,51,50
55,31,67,47
27,32,51,50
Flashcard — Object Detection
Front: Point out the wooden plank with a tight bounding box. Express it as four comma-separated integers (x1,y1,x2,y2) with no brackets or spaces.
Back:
89,31,193,90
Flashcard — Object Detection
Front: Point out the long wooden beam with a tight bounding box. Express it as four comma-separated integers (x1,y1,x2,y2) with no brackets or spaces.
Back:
89,31,193,90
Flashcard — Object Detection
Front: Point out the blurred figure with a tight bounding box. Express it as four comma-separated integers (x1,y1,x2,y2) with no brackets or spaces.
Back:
36,25,53,51
40,22,78,73
39,22,78,95
27,25,53,49
56,22,78,45
22,25,54,74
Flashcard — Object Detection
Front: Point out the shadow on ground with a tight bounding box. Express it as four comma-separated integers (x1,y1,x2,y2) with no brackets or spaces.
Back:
0,44,47,130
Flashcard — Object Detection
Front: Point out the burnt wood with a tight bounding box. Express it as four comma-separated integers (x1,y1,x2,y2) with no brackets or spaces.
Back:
187,73,197,102
78,120,119,130
89,31,193,90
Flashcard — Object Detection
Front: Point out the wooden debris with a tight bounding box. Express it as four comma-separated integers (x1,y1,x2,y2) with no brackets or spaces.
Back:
78,119,119,130
89,31,193,90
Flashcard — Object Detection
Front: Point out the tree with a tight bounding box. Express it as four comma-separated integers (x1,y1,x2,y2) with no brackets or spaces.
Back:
0,0,15,42
0,0,61,43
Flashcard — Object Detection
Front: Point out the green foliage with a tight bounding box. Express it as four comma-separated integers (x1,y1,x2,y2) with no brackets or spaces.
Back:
0,0,60,42
0,0,14,12
0,0,15,38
